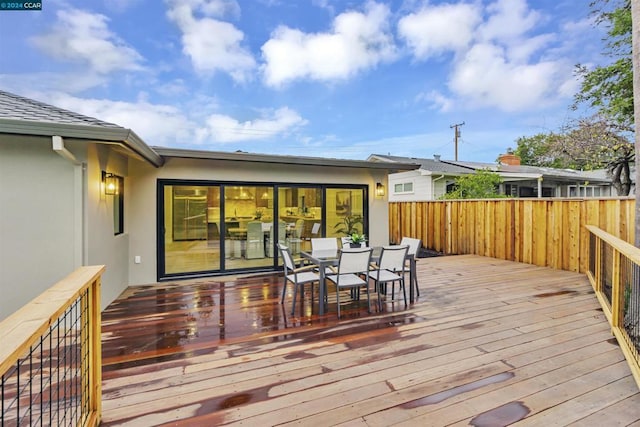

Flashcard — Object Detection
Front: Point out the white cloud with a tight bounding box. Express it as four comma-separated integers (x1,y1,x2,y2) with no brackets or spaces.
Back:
449,43,569,112
478,0,541,43
201,107,308,143
398,2,481,59
261,2,396,87
166,0,255,82
49,94,194,146
399,0,575,113
417,90,454,112
29,8,144,74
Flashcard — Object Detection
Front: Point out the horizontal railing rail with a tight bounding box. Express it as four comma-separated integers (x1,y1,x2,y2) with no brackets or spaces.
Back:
586,225,640,389
0,265,104,427
390,197,635,273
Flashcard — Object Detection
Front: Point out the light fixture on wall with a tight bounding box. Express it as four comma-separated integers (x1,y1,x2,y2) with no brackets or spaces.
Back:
102,171,118,196
375,182,385,197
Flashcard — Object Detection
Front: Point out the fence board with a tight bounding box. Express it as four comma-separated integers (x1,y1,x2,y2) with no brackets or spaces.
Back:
390,198,635,274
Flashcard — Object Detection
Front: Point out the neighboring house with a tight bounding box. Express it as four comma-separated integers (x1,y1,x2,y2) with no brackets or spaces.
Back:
368,154,623,201
0,90,417,320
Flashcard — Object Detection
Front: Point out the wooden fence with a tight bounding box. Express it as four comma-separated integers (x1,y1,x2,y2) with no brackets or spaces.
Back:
389,198,635,274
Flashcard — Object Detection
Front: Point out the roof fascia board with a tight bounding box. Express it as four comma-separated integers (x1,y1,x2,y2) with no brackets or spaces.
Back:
155,147,418,171
0,118,163,167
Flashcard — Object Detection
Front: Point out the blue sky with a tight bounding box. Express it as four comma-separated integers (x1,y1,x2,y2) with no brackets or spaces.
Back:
0,0,605,162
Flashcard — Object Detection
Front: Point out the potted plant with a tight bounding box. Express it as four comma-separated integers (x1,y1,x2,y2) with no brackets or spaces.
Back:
347,232,367,248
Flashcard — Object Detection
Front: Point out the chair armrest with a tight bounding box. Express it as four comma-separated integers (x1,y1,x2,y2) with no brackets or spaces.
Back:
293,263,320,273
326,265,338,274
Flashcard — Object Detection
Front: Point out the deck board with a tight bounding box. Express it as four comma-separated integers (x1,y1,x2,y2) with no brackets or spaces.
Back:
101,254,640,426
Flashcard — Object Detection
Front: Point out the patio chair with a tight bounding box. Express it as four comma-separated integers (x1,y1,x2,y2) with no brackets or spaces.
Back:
311,237,338,251
286,219,305,254
325,247,373,318
277,243,320,315
400,237,422,297
266,221,286,257
245,221,265,259
370,245,409,308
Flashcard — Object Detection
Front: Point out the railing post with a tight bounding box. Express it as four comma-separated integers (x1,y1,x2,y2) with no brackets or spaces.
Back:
611,250,623,329
89,277,102,424
595,237,602,293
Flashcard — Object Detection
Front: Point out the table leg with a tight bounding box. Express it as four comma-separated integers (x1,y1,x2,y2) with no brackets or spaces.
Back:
409,257,417,303
319,262,326,315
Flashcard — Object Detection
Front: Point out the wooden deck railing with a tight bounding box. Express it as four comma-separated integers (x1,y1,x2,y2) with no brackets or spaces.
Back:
390,198,635,273
586,225,640,389
0,266,104,427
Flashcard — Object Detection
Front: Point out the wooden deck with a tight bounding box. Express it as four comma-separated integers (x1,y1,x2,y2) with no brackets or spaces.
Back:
100,255,640,426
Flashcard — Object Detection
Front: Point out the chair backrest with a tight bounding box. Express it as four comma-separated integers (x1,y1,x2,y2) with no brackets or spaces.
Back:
311,222,321,235
272,221,286,244
337,247,372,275
261,222,272,233
378,245,409,272
311,237,338,251
247,221,263,240
400,237,421,256
277,243,295,271
295,219,304,236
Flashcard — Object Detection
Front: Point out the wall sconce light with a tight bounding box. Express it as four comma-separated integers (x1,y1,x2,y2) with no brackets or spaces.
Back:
102,171,118,196
375,182,385,197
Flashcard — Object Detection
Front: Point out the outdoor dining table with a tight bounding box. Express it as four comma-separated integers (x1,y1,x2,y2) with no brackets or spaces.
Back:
300,246,418,315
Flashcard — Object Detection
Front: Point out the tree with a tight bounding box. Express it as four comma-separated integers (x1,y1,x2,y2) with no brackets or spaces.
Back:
556,116,634,195
574,0,633,127
511,115,634,195
440,169,505,199
510,133,565,168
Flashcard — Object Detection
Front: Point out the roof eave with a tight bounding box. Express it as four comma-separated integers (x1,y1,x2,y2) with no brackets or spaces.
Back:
0,118,163,167
154,147,418,171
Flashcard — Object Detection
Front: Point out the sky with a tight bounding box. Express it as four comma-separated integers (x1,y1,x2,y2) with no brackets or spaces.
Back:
0,0,608,162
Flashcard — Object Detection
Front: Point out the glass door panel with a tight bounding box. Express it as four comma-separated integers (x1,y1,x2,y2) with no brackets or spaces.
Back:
326,188,365,242
164,185,221,274
224,185,274,270
277,187,322,256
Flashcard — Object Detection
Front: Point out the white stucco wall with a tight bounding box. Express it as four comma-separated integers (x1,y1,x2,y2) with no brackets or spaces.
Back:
84,144,131,309
0,135,78,320
127,156,390,285
0,135,132,319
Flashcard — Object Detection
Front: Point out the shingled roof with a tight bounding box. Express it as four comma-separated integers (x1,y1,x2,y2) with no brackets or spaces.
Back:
0,90,163,167
0,90,122,128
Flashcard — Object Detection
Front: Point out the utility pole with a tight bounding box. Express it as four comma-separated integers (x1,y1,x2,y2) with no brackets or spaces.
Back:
450,121,465,161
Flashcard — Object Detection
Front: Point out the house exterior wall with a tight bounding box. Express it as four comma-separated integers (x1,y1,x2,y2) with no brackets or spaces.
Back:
0,134,132,320
127,156,390,285
84,144,131,311
0,134,77,320
389,170,452,201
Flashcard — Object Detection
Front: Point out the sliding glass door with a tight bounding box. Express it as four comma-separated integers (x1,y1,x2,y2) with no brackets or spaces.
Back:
159,181,367,280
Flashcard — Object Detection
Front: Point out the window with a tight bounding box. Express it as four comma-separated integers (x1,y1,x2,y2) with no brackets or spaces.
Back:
568,185,603,198
393,182,413,194
112,175,124,235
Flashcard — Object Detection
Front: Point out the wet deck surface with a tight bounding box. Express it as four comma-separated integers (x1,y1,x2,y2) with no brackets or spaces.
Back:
100,255,640,426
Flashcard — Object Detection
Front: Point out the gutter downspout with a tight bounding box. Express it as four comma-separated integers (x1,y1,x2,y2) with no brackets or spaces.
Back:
52,136,87,267
432,174,445,199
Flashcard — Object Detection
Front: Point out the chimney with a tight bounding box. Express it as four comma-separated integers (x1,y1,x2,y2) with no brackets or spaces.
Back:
498,153,521,165
433,154,441,162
